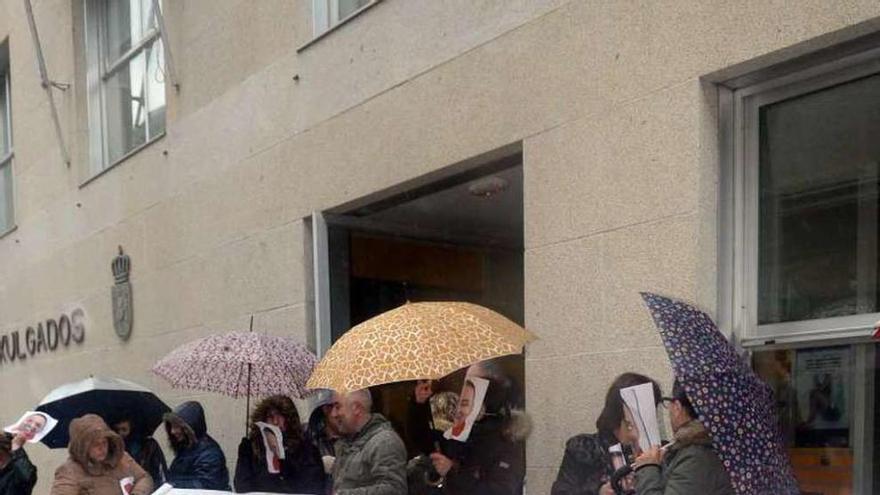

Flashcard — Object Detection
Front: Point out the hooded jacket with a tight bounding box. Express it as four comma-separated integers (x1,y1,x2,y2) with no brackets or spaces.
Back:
634,420,735,495
551,430,617,495
332,414,407,495
0,445,37,495
439,410,531,495
306,395,340,459
49,414,152,495
165,401,230,490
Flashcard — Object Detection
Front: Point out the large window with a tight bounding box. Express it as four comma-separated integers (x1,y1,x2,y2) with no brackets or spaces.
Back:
84,0,166,175
726,45,880,494
312,0,374,35
0,44,14,234
727,51,880,344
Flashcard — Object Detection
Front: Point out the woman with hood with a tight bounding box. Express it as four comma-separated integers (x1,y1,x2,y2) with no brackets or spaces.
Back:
234,395,325,494
429,362,531,495
551,373,662,495
49,414,153,495
163,401,230,490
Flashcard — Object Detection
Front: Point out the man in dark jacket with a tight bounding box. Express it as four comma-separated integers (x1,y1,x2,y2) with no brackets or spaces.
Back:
164,401,230,490
404,381,435,459
112,416,167,486
633,381,734,495
331,389,407,495
0,432,37,495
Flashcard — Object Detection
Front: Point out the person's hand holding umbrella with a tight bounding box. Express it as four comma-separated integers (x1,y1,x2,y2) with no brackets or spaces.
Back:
640,292,800,495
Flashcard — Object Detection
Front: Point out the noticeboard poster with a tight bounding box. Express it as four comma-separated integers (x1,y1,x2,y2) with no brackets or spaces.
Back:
795,346,851,432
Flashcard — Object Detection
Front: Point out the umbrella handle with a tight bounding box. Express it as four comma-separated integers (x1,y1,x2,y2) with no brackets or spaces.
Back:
245,315,254,435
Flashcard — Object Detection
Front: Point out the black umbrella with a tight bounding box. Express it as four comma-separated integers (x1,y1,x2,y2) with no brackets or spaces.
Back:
36,376,170,448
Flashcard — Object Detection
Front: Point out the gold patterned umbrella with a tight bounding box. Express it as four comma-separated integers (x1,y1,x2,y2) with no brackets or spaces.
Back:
306,301,536,393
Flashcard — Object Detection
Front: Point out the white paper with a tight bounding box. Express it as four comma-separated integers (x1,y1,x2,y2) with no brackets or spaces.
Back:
608,443,626,470
444,376,489,443
120,476,135,495
620,383,661,453
150,485,294,495
255,422,285,474
151,487,305,495
3,411,58,443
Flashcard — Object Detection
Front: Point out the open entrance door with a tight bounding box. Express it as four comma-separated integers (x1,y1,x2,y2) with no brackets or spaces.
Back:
311,151,524,457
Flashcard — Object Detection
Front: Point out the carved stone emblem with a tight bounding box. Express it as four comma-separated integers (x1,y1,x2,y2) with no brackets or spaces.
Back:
111,246,133,341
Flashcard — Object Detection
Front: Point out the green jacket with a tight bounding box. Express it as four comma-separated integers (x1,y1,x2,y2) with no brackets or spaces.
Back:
333,414,407,495
635,420,735,495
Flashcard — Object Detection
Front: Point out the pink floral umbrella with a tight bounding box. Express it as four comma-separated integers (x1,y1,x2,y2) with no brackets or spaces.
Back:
151,322,317,430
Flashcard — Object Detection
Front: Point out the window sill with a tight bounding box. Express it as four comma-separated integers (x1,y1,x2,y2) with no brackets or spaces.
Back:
297,0,382,53
79,132,166,189
0,224,17,240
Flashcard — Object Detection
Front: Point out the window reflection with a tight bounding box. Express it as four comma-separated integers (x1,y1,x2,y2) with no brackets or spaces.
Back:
754,344,878,494
758,75,880,325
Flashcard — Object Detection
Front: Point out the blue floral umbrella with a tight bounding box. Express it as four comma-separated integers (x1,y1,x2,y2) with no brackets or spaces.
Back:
640,292,799,495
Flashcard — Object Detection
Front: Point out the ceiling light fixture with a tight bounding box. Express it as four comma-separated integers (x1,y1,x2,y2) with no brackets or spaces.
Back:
468,176,509,198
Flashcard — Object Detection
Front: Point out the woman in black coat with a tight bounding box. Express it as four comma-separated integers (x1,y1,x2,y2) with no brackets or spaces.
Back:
551,373,662,495
234,395,325,494
429,367,531,495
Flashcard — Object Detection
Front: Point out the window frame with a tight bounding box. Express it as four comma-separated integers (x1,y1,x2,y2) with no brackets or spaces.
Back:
0,65,15,237
724,47,880,347
307,0,379,44
83,0,166,179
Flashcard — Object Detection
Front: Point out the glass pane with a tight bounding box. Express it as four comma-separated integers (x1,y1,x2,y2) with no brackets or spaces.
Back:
145,40,165,138
338,0,370,20
104,52,148,164
758,74,880,324
103,0,156,66
0,161,13,232
0,75,9,155
754,344,879,493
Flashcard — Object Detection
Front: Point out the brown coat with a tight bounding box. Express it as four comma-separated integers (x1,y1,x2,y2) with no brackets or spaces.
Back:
50,414,153,495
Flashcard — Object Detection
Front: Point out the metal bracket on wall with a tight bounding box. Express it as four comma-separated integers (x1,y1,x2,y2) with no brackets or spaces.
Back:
151,0,180,93
23,0,71,167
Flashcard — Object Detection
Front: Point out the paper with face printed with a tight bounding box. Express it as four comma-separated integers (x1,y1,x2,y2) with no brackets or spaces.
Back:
620,382,661,453
256,422,285,474
120,476,135,495
444,376,489,443
3,410,58,443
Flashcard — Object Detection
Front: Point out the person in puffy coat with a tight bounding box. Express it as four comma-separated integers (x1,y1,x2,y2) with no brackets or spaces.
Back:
49,414,153,495
234,395,325,494
0,432,37,495
164,401,230,490
552,373,662,495
429,364,531,495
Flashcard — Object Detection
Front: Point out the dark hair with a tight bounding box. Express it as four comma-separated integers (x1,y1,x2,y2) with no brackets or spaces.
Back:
0,433,10,456
250,395,303,457
595,373,662,435
672,380,698,419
